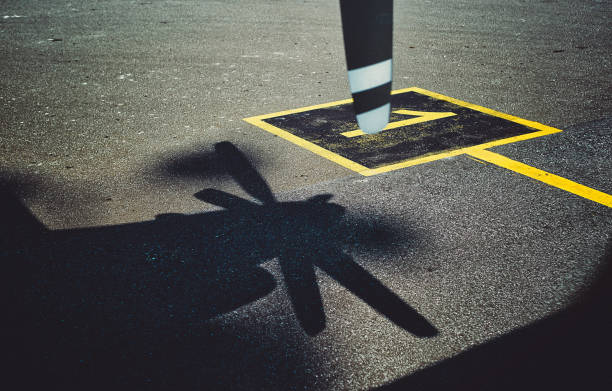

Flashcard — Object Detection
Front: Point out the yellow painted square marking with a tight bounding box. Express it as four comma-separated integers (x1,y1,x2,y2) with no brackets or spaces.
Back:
243,87,562,176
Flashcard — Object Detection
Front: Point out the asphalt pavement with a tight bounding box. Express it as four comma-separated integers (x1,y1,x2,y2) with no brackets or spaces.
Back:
1,1,611,390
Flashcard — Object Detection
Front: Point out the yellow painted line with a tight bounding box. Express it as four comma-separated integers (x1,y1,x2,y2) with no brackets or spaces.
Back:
468,149,612,208
466,155,486,165
402,87,563,135
359,127,561,176
243,87,564,176
341,109,457,138
341,129,369,138
360,148,471,176
243,116,370,173
244,87,426,121
245,97,354,121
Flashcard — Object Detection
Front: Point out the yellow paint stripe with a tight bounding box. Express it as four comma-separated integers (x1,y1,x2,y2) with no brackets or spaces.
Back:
360,148,470,176
242,116,369,173
243,87,564,176
360,127,560,176
244,87,423,121
466,155,486,165
340,129,367,138
468,149,612,208
244,97,354,121
244,88,418,122
341,110,457,138
245,87,561,135
403,87,562,134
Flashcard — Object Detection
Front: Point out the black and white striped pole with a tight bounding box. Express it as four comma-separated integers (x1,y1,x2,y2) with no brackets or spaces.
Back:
340,0,393,134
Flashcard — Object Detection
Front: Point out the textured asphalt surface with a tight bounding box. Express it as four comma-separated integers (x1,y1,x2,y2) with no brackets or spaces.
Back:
2,1,611,390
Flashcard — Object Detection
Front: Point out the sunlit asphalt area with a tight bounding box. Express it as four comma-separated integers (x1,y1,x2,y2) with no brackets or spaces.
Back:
1,1,611,390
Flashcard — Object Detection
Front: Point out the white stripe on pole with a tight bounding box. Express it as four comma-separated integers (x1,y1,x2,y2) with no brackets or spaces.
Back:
347,59,392,94
356,103,390,134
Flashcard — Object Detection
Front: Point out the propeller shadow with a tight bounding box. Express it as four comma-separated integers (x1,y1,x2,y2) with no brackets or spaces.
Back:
198,142,437,336
3,142,436,389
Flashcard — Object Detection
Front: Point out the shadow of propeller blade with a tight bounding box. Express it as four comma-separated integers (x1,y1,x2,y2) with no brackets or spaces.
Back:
317,252,438,337
215,141,276,204
194,188,258,210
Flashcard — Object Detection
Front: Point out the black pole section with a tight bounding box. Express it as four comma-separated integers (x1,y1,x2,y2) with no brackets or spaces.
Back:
340,0,393,133
340,0,393,71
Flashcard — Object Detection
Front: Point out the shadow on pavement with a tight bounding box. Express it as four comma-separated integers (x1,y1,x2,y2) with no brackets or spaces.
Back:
374,238,612,391
155,143,268,181
3,142,435,390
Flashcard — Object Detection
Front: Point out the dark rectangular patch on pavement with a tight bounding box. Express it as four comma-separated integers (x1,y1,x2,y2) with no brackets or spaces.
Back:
244,87,561,175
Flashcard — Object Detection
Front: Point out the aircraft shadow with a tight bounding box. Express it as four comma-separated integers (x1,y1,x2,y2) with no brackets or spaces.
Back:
3,142,436,390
